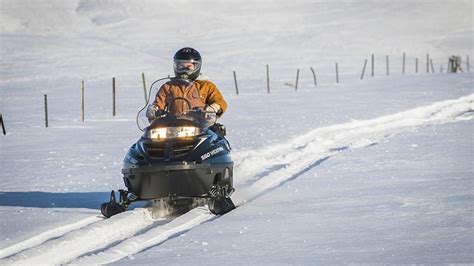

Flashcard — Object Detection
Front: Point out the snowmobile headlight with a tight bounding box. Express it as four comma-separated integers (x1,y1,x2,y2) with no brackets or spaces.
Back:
147,126,200,140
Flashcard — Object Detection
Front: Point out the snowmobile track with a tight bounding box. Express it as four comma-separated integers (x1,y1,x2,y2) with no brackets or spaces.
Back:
0,209,157,264
0,215,103,259
1,94,472,265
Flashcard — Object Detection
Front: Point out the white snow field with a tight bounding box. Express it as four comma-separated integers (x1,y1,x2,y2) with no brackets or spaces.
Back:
1,0,473,264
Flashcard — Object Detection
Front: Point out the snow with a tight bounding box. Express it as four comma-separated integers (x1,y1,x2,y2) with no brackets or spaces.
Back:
1,0,473,264
145,121,472,265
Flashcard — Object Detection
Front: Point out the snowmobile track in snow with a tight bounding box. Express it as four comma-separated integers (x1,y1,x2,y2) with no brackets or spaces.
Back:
0,215,103,259
1,94,472,265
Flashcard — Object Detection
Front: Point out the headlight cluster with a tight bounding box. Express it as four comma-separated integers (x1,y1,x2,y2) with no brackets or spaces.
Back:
146,126,200,140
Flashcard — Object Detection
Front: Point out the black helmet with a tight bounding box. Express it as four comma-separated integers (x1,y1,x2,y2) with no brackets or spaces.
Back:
173,47,202,80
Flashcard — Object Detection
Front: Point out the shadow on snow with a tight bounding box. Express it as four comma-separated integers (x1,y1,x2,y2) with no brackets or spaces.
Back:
0,191,110,209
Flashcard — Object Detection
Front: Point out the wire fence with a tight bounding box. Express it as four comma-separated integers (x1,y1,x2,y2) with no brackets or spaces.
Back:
0,53,471,134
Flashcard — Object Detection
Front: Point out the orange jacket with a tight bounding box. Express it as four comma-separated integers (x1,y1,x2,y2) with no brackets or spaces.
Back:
152,79,227,116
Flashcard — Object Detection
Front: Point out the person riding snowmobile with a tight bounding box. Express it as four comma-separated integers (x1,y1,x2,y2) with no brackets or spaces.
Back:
100,48,235,218
146,47,228,121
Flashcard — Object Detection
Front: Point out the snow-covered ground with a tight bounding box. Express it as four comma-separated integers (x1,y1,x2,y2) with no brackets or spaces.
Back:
0,0,473,264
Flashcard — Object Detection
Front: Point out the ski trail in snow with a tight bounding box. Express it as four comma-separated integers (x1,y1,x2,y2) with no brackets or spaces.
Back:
2,94,472,265
73,207,214,264
232,93,474,204
0,209,158,265
0,215,103,259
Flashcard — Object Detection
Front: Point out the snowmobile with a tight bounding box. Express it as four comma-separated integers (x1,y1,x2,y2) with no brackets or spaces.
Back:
100,77,235,218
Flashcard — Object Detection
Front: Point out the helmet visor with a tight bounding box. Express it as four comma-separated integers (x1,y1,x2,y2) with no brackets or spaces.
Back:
173,59,201,74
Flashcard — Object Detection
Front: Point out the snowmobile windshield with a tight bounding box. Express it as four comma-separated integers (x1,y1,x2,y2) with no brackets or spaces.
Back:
136,77,217,131
181,109,217,129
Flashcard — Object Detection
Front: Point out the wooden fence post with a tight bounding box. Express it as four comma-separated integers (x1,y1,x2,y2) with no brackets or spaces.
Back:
310,67,317,86
295,68,300,91
44,94,48,128
415,58,418,73
402,52,406,74
371,54,374,77
81,80,85,122
266,65,270,94
426,54,430,73
0,113,6,135
141,73,147,104
386,55,390,76
112,77,116,116
430,59,435,73
335,63,339,83
360,59,367,80
233,71,239,95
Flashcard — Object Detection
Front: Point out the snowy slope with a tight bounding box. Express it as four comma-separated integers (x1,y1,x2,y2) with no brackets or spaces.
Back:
1,0,473,264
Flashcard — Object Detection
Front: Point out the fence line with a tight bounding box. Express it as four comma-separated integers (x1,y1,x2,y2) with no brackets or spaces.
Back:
233,71,239,95
295,69,300,91
44,94,48,128
5,52,471,133
310,67,317,86
81,80,85,122
371,54,374,77
402,52,406,74
426,54,430,73
141,73,147,104
112,77,116,116
1,113,6,135
266,65,270,94
360,59,367,80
